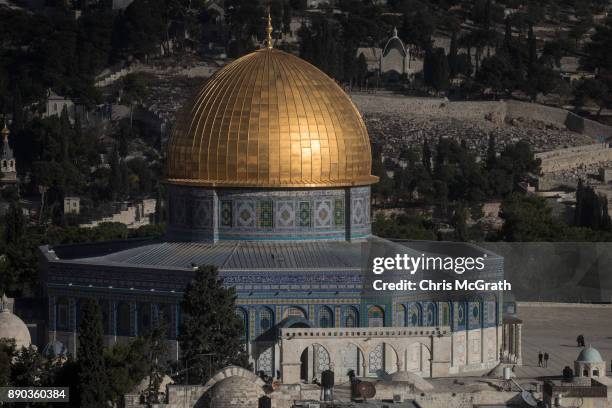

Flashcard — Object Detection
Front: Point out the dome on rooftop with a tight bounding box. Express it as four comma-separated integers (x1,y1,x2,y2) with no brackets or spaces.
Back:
576,346,604,363
166,48,377,189
209,376,265,408
0,297,31,350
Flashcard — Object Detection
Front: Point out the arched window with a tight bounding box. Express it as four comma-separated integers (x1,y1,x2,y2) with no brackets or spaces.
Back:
440,302,451,326
56,298,69,331
1,160,6,168
343,307,358,328
408,304,421,327
157,303,171,321
424,303,436,326
235,308,247,339
368,306,384,327
318,306,333,328
283,306,306,320
117,302,130,336
395,304,406,326
138,303,152,335
99,300,109,335
76,299,87,331
259,307,274,333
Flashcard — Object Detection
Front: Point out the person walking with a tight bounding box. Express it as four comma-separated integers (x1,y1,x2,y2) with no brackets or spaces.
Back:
544,352,549,368
538,351,543,367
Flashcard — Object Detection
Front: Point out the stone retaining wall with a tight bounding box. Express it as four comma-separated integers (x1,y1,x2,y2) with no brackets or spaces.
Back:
535,143,612,173
351,95,612,140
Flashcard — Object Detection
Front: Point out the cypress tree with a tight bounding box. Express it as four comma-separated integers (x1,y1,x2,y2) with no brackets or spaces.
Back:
4,201,25,244
178,266,249,384
59,106,71,163
422,139,432,174
486,133,496,169
503,18,512,51
77,299,109,408
119,160,130,200
448,31,458,78
109,147,121,201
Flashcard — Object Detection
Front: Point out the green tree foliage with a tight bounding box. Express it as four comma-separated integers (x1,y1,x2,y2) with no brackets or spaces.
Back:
113,0,168,60
0,9,113,108
0,339,15,386
4,201,25,244
224,0,264,57
423,48,449,93
499,193,567,241
574,180,612,231
76,299,110,408
299,16,345,80
573,78,611,116
178,265,249,384
499,192,612,242
104,330,166,404
372,212,436,240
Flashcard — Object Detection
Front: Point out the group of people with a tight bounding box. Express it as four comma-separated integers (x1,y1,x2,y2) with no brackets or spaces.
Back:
538,351,550,368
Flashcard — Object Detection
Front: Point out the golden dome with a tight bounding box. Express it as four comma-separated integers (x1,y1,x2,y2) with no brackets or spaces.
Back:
166,48,378,188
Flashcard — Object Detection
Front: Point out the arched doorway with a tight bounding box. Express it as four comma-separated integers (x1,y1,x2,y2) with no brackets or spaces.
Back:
405,342,432,375
342,343,365,378
368,343,399,377
299,343,330,383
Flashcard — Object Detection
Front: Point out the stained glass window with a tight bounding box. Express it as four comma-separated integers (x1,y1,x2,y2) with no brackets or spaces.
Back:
299,202,311,227
258,200,274,227
333,198,344,226
408,304,421,327
284,306,306,319
395,304,406,326
221,200,233,227
368,306,385,327
259,307,273,333
318,306,333,328
343,307,358,327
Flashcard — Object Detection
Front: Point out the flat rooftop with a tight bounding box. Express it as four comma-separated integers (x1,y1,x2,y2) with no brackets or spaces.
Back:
515,303,612,379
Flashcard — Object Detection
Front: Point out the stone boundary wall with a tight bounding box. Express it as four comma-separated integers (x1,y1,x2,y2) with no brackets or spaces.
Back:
351,95,612,139
537,175,578,191
535,143,607,160
535,143,612,173
518,302,612,308
506,100,612,139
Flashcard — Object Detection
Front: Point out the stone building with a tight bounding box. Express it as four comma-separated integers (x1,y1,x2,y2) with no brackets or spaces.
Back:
357,28,411,76
63,197,80,215
0,295,32,350
39,27,512,385
575,346,606,379
543,346,610,408
43,90,75,120
0,124,17,188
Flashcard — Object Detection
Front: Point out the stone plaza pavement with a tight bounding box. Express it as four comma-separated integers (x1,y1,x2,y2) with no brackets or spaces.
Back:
515,303,612,379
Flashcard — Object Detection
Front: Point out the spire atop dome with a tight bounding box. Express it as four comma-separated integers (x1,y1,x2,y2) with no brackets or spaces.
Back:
1,122,9,144
266,11,273,49
1,293,10,313
392,26,398,38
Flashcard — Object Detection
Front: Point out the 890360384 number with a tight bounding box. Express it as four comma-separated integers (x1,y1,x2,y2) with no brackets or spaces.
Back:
0,387,69,402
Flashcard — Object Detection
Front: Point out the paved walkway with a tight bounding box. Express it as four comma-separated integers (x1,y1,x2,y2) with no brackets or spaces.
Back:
515,304,612,379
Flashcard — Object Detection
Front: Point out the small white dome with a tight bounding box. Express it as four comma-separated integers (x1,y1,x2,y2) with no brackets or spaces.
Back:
210,376,265,408
576,346,604,363
0,309,31,349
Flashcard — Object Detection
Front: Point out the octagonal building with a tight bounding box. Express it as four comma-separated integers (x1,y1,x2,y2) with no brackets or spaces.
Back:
40,41,510,384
